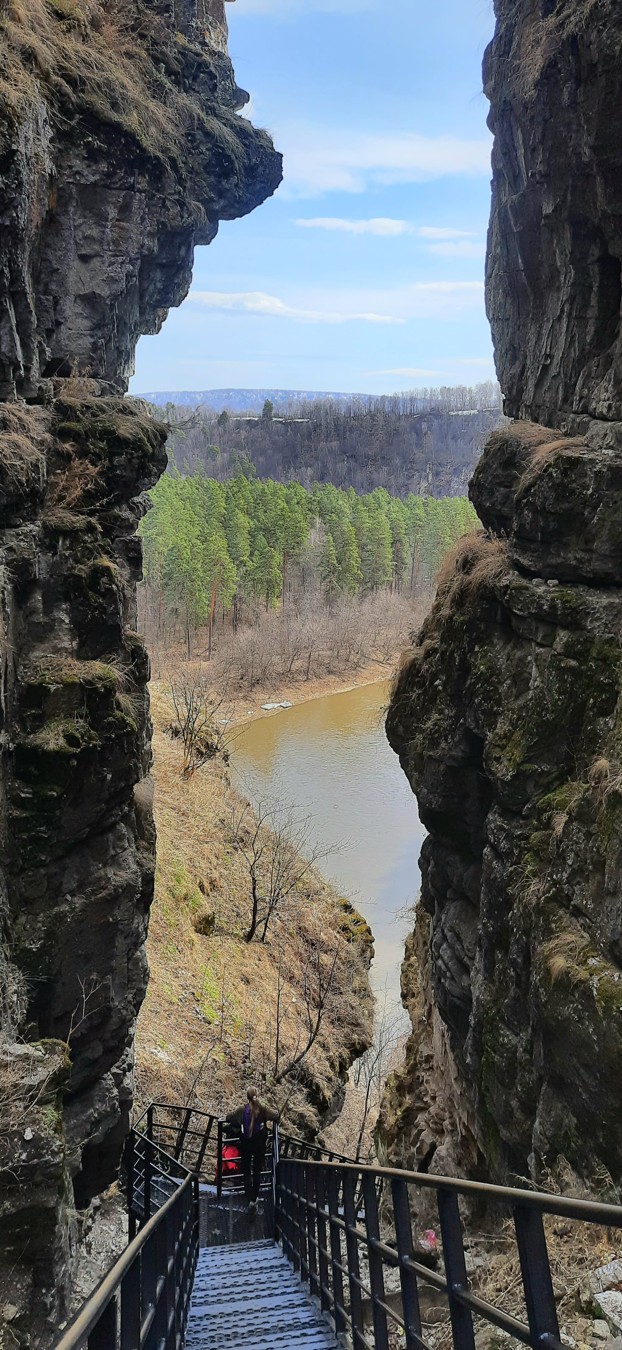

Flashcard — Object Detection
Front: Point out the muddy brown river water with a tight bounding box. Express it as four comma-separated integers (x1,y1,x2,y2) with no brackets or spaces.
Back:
230,680,425,1022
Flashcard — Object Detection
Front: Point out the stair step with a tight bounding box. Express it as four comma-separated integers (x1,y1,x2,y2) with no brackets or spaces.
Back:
185,1241,340,1350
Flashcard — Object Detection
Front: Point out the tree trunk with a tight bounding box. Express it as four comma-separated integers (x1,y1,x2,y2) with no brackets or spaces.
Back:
244,873,260,943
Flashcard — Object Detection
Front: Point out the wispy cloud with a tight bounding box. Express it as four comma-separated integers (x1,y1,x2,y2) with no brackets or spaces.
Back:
188,291,403,325
279,126,492,196
295,219,482,239
295,217,414,236
451,356,496,367
187,282,484,326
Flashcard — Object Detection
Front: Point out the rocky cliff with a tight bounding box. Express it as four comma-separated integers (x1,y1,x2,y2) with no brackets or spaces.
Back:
0,2,281,1343
379,0,622,1191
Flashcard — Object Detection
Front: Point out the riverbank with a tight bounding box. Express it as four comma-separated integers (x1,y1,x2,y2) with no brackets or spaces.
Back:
228,658,393,726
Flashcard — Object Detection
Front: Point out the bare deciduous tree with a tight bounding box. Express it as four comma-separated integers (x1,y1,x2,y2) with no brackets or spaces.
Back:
231,801,331,943
273,942,340,1084
168,667,233,777
351,1002,405,1162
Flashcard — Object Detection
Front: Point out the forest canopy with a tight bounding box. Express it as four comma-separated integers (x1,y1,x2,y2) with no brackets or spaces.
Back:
140,471,479,655
157,385,502,499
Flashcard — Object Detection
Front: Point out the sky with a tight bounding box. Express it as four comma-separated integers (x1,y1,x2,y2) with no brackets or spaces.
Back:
131,0,497,397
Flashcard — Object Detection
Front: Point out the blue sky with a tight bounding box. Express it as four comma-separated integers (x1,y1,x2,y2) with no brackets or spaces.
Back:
131,0,496,397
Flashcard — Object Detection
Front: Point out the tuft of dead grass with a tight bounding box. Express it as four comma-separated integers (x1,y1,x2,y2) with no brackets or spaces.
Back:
504,0,605,102
541,928,592,987
0,404,50,497
435,532,509,617
0,0,249,164
518,435,585,493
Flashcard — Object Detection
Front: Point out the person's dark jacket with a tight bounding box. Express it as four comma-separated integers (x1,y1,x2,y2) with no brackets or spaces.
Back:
225,1101,280,1132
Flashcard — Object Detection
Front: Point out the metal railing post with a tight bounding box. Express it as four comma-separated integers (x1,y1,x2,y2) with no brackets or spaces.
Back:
216,1119,224,1198
126,1135,136,1243
327,1170,347,1336
343,1169,365,1347
144,1136,153,1225
391,1175,423,1350
363,1170,390,1350
315,1170,331,1315
437,1189,475,1350
513,1206,561,1349
272,1124,280,1241
87,1296,117,1350
306,1165,319,1301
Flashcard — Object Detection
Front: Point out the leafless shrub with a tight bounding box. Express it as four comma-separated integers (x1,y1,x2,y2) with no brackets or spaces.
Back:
168,667,233,777
351,1002,405,1163
272,942,340,1085
230,800,333,944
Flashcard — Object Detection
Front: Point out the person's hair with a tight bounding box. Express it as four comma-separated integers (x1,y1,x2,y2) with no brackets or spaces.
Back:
247,1086,258,1103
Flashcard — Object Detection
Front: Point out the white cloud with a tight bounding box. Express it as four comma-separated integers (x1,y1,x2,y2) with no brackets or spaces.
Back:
295,217,414,236
187,281,484,326
279,126,492,196
294,220,486,256
188,291,403,325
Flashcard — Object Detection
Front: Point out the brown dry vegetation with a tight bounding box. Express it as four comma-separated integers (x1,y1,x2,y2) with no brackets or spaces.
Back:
435,531,509,617
135,685,374,1135
0,404,49,496
507,0,605,101
0,0,247,161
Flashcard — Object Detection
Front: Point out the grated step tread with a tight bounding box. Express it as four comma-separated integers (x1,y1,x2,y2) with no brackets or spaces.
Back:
185,1242,340,1350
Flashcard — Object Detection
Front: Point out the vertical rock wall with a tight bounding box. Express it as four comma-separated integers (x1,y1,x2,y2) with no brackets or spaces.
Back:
379,1,622,1192
0,1,281,1342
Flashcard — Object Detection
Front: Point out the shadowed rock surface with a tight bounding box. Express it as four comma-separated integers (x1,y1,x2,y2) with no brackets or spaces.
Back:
379,1,622,1191
0,1,281,1342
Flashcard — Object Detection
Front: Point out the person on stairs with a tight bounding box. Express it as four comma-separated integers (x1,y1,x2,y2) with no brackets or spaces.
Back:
227,1087,279,1214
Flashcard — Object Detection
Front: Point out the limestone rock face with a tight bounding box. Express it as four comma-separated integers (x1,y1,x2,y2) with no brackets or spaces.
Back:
380,1,622,1189
0,1,280,1340
485,0,622,425
0,0,282,398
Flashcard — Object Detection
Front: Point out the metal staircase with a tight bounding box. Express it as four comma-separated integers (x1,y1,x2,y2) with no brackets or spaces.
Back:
54,1101,622,1350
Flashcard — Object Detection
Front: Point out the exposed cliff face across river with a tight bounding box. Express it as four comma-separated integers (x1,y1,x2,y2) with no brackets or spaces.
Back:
0,2,281,1341
380,1,622,1190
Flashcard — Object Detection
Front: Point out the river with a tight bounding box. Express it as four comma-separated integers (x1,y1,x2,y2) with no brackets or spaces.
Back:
230,680,425,1023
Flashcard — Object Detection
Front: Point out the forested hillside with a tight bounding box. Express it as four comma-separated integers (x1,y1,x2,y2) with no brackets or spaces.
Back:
155,385,502,499
139,472,478,661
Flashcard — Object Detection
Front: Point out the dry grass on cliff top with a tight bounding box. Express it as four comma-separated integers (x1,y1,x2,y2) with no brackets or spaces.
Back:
435,532,509,616
509,0,605,99
135,684,373,1134
0,0,248,163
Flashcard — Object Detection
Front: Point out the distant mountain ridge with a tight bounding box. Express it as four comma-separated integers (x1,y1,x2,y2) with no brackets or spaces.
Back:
138,389,365,413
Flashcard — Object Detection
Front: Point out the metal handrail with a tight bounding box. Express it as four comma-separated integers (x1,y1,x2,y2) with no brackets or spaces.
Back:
284,1157,622,1225
54,1168,198,1350
275,1156,622,1350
